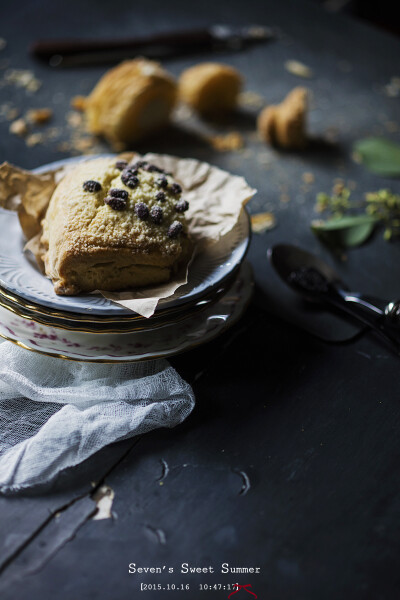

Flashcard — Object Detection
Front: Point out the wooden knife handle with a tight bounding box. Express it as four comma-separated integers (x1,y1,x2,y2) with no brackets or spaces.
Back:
31,29,215,60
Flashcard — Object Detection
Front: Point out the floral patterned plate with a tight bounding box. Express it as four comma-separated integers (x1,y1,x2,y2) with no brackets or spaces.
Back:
0,262,253,362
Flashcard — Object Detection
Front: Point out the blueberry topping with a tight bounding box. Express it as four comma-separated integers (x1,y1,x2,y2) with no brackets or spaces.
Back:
121,170,139,188
175,199,189,213
109,188,128,201
134,202,149,220
104,196,126,210
167,221,183,238
150,205,163,224
123,166,138,176
170,183,182,195
83,180,101,193
133,160,148,169
156,176,168,189
126,177,139,189
156,191,166,202
145,164,164,173
115,160,128,171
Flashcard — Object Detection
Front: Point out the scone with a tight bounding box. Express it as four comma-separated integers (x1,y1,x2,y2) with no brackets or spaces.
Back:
85,59,177,146
257,87,308,149
40,157,190,295
179,62,242,115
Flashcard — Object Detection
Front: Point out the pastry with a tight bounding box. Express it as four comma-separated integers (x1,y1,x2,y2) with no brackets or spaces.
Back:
178,62,242,115
40,157,190,295
85,59,177,146
257,87,308,149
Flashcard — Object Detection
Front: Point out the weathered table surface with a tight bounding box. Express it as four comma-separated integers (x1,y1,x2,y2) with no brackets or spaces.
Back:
1,0,400,598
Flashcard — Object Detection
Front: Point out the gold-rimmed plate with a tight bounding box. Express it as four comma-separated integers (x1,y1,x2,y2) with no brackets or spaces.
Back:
0,263,241,325
0,272,236,334
0,262,253,362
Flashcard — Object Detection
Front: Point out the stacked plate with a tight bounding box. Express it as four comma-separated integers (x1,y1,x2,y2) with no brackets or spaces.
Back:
0,158,253,363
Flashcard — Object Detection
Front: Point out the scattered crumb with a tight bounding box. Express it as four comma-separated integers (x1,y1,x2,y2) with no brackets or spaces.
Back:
206,131,244,152
71,95,87,111
284,60,313,79
26,107,53,124
9,118,28,137
302,171,314,184
72,131,104,155
280,193,290,203
3,68,41,92
238,91,264,108
0,38,6,51
75,137,96,152
6,107,19,120
66,111,83,128
57,141,72,152
25,132,44,147
251,212,276,233
0,102,20,121
57,123,102,154
46,126,61,140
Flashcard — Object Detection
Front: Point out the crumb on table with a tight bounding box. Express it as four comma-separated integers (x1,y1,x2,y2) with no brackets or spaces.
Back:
9,118,28,136
26,108,53,124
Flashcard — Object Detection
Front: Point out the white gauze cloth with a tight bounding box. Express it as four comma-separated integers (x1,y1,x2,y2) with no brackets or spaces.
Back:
0,341,195,494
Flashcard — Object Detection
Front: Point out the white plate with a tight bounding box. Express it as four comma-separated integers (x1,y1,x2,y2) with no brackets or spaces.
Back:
0,262,253,362
0,155,250,316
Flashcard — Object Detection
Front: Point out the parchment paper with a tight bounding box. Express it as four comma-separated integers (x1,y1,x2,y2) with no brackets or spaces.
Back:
0,154,256,317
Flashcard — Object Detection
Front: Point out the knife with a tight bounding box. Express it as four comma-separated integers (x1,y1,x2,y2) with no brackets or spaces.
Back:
31,25,275,67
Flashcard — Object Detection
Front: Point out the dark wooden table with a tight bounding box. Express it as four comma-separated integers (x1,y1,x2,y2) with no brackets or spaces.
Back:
1,1,400,598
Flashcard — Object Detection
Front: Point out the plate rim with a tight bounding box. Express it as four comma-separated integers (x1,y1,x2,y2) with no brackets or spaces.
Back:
0,262,253,362
0,271,236,333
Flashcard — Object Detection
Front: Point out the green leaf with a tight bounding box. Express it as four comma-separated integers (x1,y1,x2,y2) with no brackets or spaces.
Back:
311,215,378,248
353,137,400,177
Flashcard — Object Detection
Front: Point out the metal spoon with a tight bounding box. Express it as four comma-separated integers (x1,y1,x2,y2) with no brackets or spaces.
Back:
268,243,400,354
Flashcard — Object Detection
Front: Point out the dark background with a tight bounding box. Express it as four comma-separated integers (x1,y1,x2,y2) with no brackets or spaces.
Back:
313,0,400,37
1,1,400,599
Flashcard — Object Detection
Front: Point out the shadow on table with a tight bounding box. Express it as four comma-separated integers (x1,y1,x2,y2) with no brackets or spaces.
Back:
198,109,258,132
131,123,211,158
